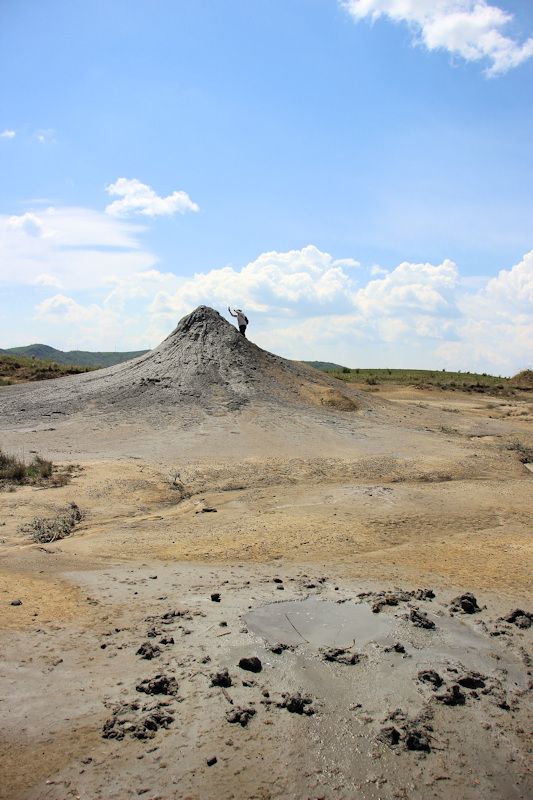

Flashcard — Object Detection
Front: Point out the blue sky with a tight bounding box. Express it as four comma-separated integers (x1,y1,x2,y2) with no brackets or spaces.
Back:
1,0,532,374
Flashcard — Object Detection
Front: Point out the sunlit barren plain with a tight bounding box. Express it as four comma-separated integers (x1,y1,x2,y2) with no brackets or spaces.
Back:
1,308,532,800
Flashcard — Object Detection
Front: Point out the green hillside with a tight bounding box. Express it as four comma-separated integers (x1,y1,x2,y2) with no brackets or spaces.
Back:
0,344,149,368
303,360,348,372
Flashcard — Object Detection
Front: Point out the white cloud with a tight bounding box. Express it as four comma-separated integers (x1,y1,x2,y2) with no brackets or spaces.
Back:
33,273,63,289
105,177,199,218
7,212,46,238
34,128,56,144
36,294,101,322
355,259,459,315
150,245,359,320
0,206,157,290
0,129,15,139
436,250,533,371
341,0,533,75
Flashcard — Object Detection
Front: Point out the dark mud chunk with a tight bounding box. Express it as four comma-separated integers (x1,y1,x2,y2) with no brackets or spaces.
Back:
385,708,407,722
162,608,191,621
211,668,232,688
136,641,161,660
409,609,436,629
503,609,532,629
102,700,174,740
210,593,221,602
404,727,431,752
159,636,174,645
450,593,480,614
457,672,486,689
435,684,465,706
321,647,361,665
377,726,401,747
238,656,262,673
278,692,314,715
226,706,256,726
136,674,178,695
146,626,160,638
139,708,174,737
273,577,283,583
417,669,443,688
10,599,23,606
270,643,293,655
387,642,406,654
206,756,217,766
414,588,435,601
102,717,132,740
372,593,400,613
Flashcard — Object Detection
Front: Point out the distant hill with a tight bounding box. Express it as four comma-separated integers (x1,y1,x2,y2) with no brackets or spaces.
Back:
0,344,149,368
304,360,348,372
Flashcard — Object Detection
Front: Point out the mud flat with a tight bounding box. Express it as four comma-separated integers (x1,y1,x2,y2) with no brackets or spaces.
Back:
1,308,532,799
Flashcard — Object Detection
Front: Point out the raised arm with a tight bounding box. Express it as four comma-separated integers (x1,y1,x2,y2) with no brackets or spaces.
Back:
228,307,237,317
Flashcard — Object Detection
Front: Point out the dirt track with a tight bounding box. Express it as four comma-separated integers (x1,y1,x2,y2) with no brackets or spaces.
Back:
1,308,532,799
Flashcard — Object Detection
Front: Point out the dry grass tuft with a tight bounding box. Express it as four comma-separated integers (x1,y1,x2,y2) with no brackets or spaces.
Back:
507,440,533,463
0,449,78,490
19,502,83,543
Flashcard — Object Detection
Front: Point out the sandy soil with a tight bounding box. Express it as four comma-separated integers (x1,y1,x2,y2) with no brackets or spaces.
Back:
1,309,532,799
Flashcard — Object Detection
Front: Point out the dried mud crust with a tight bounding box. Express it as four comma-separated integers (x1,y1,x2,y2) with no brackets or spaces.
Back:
1,565,532,800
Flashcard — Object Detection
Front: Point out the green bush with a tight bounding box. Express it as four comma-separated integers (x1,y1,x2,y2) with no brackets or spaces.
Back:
1,449,59,487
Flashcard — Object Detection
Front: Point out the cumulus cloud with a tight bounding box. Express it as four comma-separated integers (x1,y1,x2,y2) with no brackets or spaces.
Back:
150,245,360,320
355,259,459,315
105,178,199,218
341,0,533,75
1,129,16,138
437,250,533,371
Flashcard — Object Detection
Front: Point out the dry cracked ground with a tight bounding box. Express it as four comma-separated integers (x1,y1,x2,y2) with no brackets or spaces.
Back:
1,308,532,800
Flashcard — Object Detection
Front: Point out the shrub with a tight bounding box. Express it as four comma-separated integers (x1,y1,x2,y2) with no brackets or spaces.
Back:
0,449,71,488
19,502,83,543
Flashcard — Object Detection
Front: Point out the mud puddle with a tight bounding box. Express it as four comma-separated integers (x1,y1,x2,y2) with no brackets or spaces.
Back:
245,596,393,647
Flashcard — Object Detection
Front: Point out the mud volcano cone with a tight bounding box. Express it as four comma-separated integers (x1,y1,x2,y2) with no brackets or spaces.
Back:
0,306,364,425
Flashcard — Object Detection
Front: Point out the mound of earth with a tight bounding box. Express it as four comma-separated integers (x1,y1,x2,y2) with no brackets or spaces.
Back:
511,369,533,388
0,307,367,427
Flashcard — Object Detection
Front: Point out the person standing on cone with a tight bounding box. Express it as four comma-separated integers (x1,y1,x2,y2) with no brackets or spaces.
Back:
228,307,248,337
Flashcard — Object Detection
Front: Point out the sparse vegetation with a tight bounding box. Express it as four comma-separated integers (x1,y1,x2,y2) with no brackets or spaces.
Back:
0,448,78,489
0,353,95,385
312,367,524,395
511,369,533,389
19,502,83,543
507,440,533,464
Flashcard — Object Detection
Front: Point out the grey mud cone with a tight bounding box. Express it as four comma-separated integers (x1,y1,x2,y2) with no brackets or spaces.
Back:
0,306,365,426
